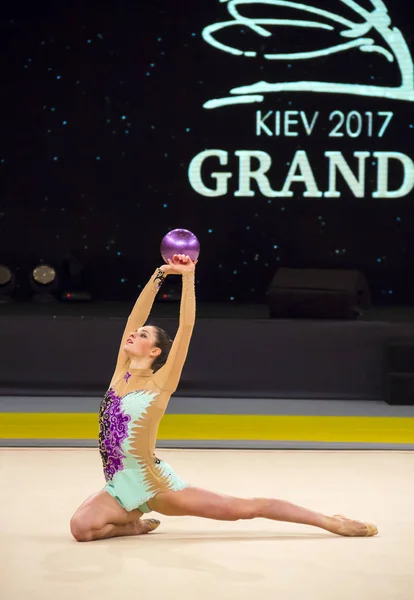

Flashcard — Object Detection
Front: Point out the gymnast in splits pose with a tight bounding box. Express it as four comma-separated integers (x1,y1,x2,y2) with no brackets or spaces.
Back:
70,254,378,542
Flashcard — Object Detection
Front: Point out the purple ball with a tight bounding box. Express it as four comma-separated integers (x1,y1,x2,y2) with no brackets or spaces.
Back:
160,229,200,263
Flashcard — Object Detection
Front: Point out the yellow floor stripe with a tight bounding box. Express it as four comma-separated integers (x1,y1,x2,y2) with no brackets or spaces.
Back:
1,413,414,443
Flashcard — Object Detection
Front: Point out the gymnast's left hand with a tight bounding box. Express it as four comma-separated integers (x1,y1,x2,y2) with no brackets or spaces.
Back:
162,254,198,275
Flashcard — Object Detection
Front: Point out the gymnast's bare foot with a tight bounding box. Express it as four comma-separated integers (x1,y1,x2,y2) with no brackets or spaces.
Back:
327,514,378,537
135,518,161,535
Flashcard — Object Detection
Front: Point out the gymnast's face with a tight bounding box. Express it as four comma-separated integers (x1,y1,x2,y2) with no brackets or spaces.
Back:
124,326,161,361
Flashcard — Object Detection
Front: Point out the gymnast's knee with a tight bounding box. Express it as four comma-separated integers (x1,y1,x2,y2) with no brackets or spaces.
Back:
70,514,94,542
225,499,257,521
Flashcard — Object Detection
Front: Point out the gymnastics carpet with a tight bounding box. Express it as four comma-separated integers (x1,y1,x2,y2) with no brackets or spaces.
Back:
1,448,413,600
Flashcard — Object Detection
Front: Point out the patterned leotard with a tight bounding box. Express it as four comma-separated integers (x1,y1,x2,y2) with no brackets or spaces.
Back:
98,268,195,512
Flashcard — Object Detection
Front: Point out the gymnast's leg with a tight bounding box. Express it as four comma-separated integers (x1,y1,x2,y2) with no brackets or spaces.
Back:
70,490,159,542
147,487,378,537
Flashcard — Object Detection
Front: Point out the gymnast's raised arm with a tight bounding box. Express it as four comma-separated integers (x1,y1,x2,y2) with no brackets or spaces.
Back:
152,259,196,395
112,266,168,376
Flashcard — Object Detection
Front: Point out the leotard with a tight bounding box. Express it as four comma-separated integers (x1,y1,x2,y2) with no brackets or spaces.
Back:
98,268,195,512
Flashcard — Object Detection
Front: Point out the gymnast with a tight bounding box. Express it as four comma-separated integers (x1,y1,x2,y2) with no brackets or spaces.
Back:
70,254,378,541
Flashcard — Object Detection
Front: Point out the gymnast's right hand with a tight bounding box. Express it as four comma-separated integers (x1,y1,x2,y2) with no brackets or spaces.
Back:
161,254,198,275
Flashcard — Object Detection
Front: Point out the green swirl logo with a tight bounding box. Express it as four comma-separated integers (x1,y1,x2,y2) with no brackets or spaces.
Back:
202,0,414,108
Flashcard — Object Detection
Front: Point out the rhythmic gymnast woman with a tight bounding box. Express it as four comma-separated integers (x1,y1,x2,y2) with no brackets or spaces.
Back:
70,254,378,542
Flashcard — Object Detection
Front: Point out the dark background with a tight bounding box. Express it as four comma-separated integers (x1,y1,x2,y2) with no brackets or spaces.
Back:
0,0,413,304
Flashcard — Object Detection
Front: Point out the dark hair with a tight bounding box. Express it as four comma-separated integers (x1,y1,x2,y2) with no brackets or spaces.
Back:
150,325,173,373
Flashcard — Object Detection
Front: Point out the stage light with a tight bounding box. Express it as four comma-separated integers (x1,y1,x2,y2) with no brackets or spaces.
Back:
30,264,59,302
0,264,16,303
33,265,56,285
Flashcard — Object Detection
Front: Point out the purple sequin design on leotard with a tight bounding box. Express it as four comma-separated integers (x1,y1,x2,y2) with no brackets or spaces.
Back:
99,388,131,481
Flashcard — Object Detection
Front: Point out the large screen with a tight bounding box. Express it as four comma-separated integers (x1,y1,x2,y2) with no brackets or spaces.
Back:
0,0,413,303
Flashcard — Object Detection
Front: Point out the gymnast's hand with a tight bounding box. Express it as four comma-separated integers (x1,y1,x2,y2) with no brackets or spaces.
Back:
160,254,198,275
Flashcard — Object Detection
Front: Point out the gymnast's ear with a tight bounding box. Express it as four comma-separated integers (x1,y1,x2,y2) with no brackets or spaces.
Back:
150,346,162,358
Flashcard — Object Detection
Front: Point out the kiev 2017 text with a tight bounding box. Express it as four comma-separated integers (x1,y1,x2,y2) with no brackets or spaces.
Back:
256,110,394,138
